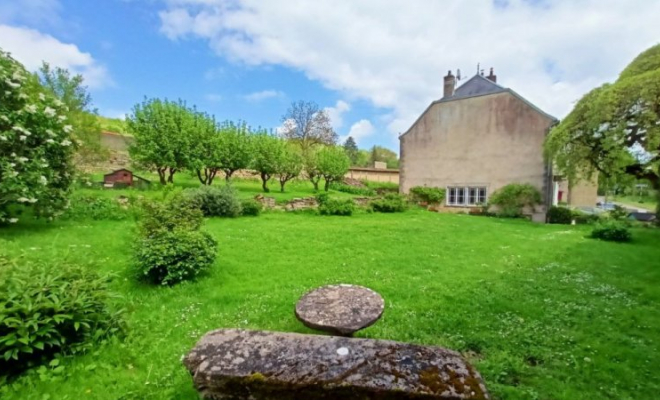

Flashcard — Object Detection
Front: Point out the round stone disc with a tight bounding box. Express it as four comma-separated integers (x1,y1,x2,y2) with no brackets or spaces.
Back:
295,284,384,336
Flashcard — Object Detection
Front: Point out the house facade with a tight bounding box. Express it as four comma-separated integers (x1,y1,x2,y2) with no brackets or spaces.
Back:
399,69,596,213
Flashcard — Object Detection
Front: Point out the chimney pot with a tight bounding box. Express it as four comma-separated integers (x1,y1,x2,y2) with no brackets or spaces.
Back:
443,70,456,98
487,67,497,83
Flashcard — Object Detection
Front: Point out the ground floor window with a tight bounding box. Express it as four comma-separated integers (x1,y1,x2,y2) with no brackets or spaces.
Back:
447,186,487,206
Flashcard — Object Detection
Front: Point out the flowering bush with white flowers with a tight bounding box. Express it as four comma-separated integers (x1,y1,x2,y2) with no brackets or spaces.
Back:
0,49,76,224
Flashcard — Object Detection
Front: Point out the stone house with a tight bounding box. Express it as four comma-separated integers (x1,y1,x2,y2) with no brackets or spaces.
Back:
399,68,597,213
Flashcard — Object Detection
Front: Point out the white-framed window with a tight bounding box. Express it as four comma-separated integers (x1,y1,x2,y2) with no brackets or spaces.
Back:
447,186,487,206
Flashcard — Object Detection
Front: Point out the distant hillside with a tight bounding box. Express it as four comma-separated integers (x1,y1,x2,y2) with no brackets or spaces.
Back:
97,115,131,136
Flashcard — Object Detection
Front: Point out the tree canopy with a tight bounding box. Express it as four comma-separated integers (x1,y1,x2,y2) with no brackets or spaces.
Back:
343,136,359,165
280,101,337,154
127,98,196,185
545,44,660,199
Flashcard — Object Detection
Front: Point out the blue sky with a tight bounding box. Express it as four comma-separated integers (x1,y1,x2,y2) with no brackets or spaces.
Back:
1,0,659,152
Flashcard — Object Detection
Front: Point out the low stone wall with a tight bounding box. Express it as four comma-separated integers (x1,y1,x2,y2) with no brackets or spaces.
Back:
345,167,399,184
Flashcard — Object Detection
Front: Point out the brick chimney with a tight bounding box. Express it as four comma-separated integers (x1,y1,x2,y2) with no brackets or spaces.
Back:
443,70,455,98
486,67,497,83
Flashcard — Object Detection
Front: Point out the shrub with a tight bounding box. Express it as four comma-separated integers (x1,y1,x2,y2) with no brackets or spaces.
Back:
315,192,330,206
572,210,601,225
410,186,446,204
609,205,630,221
241,199,262,216
328,182,376,196
318,198,354,216
371,193,408,213
591,220,632,242
134,194,217,285
136,194,203,237
488,184,542,217
134,229,217,285
0,256,124,375
184,185,242,217
1,50,76,225
547,206,573,224
62,194,133,221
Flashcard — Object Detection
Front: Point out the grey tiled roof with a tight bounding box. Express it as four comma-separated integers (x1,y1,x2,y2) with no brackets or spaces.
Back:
442,74,506,101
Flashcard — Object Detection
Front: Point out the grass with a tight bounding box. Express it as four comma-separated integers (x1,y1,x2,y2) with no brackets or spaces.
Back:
612,194,658,212
1,208,659,399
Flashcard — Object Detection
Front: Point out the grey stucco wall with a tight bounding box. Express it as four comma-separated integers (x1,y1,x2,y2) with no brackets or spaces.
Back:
399,91,555,208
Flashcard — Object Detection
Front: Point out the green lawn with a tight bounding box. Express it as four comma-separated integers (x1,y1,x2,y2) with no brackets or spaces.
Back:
613,195,658,212
1,210,659,399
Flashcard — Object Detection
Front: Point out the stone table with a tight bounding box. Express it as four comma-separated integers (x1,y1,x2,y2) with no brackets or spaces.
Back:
295,284,384,336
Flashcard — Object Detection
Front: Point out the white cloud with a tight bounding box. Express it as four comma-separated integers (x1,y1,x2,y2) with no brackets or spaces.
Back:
0,25,112,89
324,100,351,130
159,0,660,143
0,0,62,27
242,89,283,102
342,119,375,145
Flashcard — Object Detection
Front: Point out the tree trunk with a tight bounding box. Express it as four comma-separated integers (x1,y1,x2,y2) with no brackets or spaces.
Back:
157,168,167,185
225,170,235,182
280,179,286,192
167,168,176,184
196,169,208,185
261,173,270,193
324,177,330,192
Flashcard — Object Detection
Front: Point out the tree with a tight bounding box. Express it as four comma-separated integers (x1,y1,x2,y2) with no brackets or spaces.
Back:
280,101,338,154
343,136,359,165
39,63,105,164
187,111,221,185
275,145,303,192
317,146,351,191
127,98,195,185
368,145,399,168
252,133,284,192
303,149,323,191
0,49,76,224
544,44,660,220
217,121,253,182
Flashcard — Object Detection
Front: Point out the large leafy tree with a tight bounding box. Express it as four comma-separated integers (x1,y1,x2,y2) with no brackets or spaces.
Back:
252,133,284,192
280,101,337,154
317,146,351,191
545,44,660,218
187,111,220,185
0,49,76,224
127,98,195,185
217,121,253,182
275,145,303,192
343,136,359,165
39,63,104,164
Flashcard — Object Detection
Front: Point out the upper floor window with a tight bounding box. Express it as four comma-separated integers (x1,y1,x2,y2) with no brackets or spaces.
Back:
447,186,487,206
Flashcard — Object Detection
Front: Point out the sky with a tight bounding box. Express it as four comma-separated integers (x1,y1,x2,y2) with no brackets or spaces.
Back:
1,0,659,152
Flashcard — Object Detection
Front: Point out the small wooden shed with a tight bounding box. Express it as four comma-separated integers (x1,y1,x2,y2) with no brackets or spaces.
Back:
103,169,150,188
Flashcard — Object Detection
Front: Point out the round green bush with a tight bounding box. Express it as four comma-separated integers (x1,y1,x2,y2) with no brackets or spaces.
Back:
240,199,262,216
547,206,573,224
184,186,242,217
410,186,446,203
370,193,408,213
488,183,541,217
318,198,354,216
0,257,124,376
134,230,217,285
591,220,632,242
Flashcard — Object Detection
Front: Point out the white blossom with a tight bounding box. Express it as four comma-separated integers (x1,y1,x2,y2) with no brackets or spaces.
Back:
58,115,67,122
38,93,46,101
0,115,9,122
53,99,64,107
17,197,29,203
45,129,56,137
8,218,18,223
61,139,72,146
24,104,37,113
11,70,24,81
18,93,28,100
28,198,38,203
19,135,26,141
9,171,18,178
46,138,55,144
0,135,6,141
44,107,57,117
17,157,28,163
63,125,73,133
5,79,20,89
39,176,48,185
